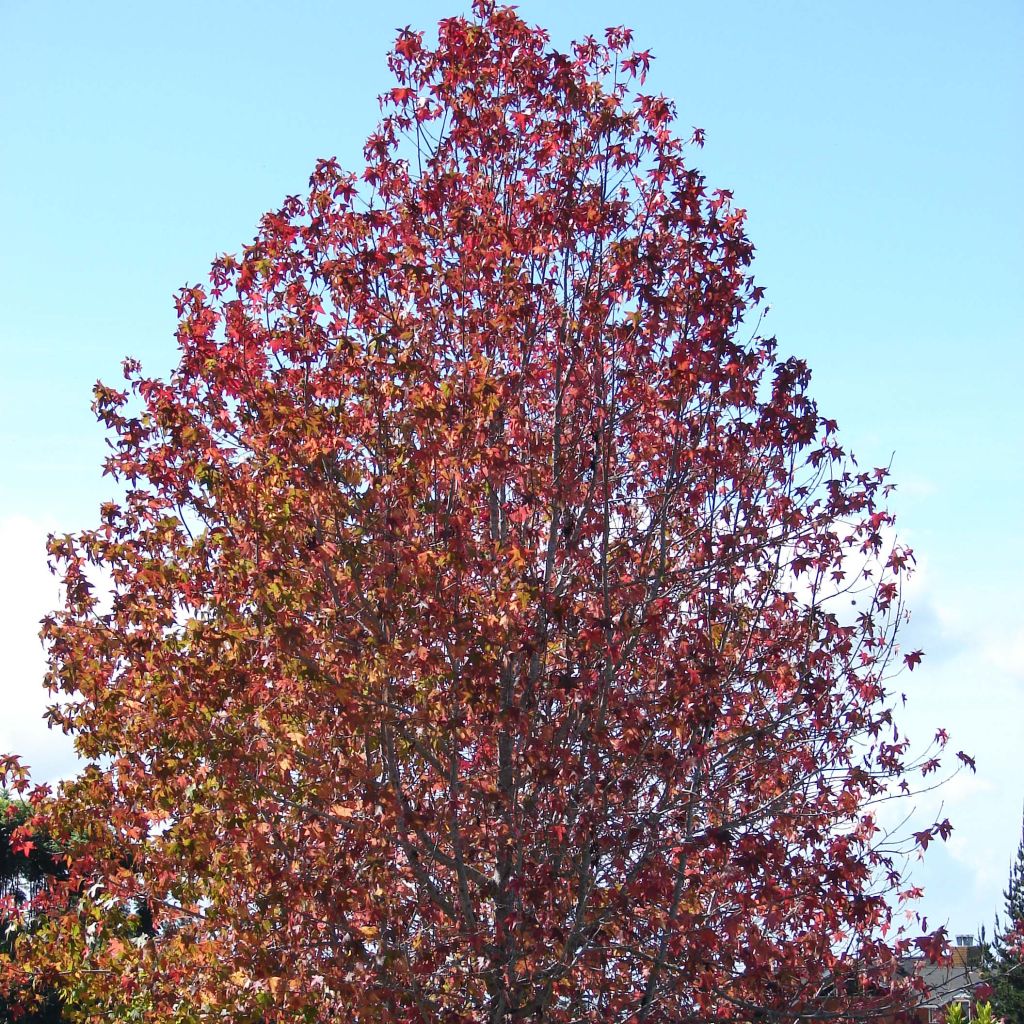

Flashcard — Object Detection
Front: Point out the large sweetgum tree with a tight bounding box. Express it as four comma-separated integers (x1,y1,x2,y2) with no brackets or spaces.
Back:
1,4,957,1021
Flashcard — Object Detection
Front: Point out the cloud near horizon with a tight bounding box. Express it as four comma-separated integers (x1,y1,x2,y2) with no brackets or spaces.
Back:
1,510,1019,937
1,514,78,784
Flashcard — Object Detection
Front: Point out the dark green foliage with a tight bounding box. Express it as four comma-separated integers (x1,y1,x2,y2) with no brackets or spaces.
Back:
0,798,65,903
986,807,1024,1022
0,990,65,1024
0,795,67,1024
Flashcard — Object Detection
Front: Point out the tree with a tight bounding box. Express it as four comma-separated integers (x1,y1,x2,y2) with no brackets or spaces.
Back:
1,4,955,1021
0,795,68,1023
986,808,1024,1021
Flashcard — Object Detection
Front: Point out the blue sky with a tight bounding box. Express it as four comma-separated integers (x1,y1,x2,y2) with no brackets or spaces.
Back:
1,0,1021,941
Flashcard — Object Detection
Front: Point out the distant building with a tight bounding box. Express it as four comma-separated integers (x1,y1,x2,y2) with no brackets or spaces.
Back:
899,934,987,1022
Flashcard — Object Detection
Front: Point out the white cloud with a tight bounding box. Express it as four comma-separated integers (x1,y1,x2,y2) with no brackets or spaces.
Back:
983,625,1024,679
0,514,80,785
885,532,1024,936
1,505,1020,940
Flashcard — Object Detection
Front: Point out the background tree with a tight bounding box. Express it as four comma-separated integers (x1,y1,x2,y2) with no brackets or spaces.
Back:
1,3,955,1021
0,790,160,1023
0,794,67,1024
985,807,1024,1021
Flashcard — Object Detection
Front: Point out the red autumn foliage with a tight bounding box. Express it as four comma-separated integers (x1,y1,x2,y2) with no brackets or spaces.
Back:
2,4,950,1021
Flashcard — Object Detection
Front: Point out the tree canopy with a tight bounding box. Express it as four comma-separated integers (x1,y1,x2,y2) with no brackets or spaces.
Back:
1,4,955,1021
